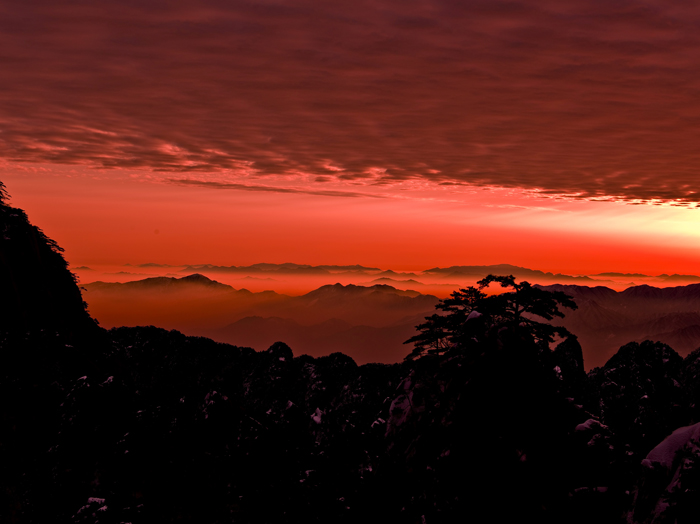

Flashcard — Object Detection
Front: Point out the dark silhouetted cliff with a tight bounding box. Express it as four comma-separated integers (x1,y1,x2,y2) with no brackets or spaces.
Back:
0,181,97,338
5,180,700,523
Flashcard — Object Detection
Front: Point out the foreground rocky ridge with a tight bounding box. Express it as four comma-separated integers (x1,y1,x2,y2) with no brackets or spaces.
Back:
1,325,593,523
4,182,700,522
7,325,700,522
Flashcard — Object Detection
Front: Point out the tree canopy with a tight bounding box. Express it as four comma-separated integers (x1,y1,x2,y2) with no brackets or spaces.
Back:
404,275,578,360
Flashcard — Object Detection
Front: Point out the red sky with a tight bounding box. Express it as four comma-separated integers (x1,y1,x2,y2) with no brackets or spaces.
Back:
3,1,700,277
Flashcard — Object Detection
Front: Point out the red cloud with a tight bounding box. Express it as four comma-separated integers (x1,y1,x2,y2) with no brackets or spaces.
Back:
2,1,700,203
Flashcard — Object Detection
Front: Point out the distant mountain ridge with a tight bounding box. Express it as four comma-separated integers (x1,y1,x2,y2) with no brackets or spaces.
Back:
301,282,424,299
86,273,234,292
104,262,700,295
423,264,604,284
594,272,650,278
180,263,382,275
366,277,425,287
539,283,700,368
82,272,700,369
84,275,429,301
594,271,700,282
82,276,439,361
661,274,700,282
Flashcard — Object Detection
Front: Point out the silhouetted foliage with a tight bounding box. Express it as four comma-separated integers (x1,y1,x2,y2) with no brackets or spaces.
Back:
405,274,578,360
8,180,700,523
0,180,8,203
0,181,97,338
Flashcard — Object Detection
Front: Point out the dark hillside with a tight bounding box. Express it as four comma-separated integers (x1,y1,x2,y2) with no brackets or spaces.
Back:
5,180,700,522
0,181,97,338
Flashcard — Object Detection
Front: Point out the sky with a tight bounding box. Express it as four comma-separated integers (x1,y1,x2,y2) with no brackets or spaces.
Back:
3,0,700,276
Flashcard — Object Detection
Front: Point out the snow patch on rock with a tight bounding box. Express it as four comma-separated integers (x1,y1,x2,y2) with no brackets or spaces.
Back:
642,421,700,470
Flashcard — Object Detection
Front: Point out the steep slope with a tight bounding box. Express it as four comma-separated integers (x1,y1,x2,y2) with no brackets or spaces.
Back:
627,423,700,523
584,341,688,468
0,181,97,337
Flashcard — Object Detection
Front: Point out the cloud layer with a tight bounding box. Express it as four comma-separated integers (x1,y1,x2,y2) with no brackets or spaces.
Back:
168,178,388,198
2,1,700,203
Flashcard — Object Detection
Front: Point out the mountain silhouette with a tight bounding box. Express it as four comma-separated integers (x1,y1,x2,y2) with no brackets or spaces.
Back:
82,279,438,346
8,179,700,522
423,264,602,284
0,181,97,338
180,262,382,276
83,275,700,370
366,277,428,287
662,274,700,283
539,283,700,368
86,273,233,292
299,282,427,301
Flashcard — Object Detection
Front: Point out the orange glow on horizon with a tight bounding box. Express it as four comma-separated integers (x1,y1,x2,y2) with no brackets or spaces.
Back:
4,164,700,282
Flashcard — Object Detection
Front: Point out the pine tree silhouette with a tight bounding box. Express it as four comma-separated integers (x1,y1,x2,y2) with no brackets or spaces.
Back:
405,274,577,360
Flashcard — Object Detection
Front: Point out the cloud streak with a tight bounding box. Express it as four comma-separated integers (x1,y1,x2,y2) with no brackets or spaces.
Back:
167,178,388,198
2,1,700,203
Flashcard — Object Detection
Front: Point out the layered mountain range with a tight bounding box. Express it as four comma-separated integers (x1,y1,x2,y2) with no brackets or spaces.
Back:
82,275,700,369
73,261,700,298
540,284,700,368
5,181,700,522
82,277,435,364
177,262,700,285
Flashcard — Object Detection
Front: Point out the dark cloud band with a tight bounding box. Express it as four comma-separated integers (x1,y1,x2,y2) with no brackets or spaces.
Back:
2,1,700,204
